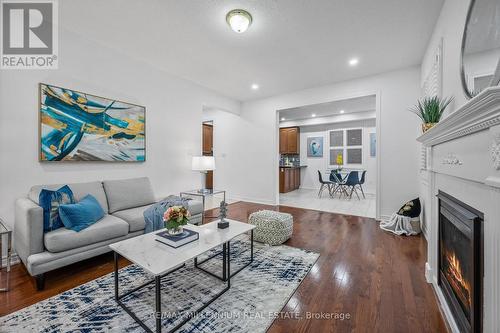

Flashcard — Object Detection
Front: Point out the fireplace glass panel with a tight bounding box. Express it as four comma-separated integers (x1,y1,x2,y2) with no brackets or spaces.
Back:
440,214,472,322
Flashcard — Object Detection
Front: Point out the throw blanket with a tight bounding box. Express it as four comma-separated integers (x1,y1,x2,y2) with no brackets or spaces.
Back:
380,214,420,236
143,195,190,233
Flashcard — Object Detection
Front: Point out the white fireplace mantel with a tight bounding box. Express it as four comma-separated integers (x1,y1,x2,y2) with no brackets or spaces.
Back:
416,86,500,333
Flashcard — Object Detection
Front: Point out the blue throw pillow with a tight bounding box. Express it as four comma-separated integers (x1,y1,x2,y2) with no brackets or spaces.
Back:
59,194,105,232
39,185,75,232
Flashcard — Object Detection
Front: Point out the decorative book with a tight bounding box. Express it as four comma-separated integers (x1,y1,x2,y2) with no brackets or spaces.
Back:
155,229,199,248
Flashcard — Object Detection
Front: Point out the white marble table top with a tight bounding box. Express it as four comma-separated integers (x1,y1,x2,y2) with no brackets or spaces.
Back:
109,219,255,276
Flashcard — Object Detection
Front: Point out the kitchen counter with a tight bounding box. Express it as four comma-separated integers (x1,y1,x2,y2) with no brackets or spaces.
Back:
279,165,307,169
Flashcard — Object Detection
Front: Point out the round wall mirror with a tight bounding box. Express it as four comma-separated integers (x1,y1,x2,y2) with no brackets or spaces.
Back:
461,0,500,98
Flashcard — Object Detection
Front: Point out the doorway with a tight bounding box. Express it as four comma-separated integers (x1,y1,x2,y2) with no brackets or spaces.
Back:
277,93,379,219
202,121,214,190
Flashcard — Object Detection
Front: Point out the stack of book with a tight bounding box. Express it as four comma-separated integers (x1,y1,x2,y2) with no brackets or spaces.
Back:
155,229,199,248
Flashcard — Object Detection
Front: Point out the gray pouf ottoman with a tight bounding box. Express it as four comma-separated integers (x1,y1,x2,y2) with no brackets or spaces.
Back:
248,210,293,245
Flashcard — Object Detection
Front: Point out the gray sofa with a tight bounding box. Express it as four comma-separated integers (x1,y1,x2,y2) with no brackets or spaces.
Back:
14,177,203,289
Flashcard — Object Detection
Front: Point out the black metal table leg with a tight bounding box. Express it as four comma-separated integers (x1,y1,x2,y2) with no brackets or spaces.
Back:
114,252,119,301
250,229,254,261
194,232,255,281
227,241,231,288
155,276,161,333
222,243,227,281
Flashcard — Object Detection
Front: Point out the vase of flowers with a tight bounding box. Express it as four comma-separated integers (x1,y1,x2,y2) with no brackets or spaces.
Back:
163,206,190,235
409,96,454,133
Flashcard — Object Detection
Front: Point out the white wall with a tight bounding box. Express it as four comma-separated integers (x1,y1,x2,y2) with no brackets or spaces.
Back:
421,0,470,113
299,119,377,194
212,67,421,218
0,27,239,231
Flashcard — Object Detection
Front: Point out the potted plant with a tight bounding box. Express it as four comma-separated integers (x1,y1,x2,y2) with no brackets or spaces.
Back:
409,96,454,133
163,206,190,235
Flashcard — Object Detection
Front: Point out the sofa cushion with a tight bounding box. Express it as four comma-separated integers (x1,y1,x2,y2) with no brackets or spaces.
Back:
59,194,106,232
103,177,155,213
44,214,129,253
29,181,109,213
112,204,152,232
187,200,203,216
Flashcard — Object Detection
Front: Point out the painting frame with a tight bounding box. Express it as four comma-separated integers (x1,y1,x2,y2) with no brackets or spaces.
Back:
307,136,324,157
38,83,146,162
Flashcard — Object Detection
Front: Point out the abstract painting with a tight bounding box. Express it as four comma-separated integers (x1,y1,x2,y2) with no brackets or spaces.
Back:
39,83,145,162
307,136,323,157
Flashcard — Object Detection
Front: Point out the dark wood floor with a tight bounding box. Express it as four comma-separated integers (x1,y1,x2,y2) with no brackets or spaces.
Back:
0,202,447,332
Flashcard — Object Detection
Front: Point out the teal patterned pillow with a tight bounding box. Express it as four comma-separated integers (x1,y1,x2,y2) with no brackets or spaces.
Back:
39,185,75,232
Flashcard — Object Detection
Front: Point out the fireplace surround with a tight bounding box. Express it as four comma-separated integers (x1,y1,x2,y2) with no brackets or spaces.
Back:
418,86,500,332
438,191,483,333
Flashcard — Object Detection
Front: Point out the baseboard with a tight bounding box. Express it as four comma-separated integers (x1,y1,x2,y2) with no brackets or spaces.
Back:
228,195,276,206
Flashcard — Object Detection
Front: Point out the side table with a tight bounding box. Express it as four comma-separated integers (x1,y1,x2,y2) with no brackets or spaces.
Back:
180,189,226,224
0,218,12,292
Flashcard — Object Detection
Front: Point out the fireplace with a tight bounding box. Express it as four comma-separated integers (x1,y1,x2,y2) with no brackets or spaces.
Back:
438,192,483,333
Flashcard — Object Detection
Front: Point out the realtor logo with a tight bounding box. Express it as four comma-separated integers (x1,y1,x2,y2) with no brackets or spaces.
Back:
1,0,58,69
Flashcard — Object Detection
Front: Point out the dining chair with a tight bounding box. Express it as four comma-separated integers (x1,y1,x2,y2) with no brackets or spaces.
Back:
344,171,361,200
317,170,333,198
330,171,348,197
356,171,366,199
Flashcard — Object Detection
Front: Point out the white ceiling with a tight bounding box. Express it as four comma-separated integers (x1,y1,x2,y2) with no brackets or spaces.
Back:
60,0,444,101
279,94,376,121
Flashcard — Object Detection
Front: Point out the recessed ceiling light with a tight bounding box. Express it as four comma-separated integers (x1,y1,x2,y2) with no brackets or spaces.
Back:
226,9,252,33
340,110,345,114
281,117,285,121
251,83,259,90
348,58,359,66
311,114,316,118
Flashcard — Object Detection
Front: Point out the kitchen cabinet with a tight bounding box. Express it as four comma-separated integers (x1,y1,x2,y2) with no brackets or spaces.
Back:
279,127,300,154
279,167,302,193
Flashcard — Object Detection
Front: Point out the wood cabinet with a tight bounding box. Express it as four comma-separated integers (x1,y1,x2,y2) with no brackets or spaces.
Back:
279,167,301,193
202,124,213,155
279,127,300,154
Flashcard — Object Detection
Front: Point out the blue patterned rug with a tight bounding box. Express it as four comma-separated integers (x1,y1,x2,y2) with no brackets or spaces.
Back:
1,237,319,332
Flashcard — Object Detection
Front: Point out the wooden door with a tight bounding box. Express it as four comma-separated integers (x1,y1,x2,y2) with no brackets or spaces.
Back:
279,128,288,154
202,124,213,155
202,123,213,189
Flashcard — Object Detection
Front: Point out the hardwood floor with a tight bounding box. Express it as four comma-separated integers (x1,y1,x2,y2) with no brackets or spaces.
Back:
0,202,447,332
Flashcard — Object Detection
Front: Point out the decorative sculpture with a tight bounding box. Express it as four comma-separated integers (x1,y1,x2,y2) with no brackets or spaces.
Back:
217,201,229,229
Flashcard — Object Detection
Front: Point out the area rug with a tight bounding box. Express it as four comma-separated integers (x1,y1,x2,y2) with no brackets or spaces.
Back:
0,237,319,332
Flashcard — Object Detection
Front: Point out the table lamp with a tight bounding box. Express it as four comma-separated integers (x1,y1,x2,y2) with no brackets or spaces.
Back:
192,156,215,193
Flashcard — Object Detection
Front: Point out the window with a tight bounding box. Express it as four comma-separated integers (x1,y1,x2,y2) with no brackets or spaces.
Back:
328,128,363,167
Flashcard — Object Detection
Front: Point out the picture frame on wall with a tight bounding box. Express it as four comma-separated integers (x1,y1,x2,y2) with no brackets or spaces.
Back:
39,83,146,162
307,136,324,157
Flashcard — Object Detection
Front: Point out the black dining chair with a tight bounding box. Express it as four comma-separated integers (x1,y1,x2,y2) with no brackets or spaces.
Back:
330,170,348,197
356,171,366,199
317,170,333,198
344,171,361,200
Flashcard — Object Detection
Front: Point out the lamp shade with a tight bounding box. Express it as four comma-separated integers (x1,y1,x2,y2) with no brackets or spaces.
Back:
192,156,215,171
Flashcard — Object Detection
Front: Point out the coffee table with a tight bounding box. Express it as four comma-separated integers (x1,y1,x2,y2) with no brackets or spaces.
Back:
110,219,255,333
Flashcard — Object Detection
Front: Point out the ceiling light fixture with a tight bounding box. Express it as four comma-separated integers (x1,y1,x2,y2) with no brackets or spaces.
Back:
281,117,285,121
251,83,259,90
226,9,252,33
340,110,345,114
311,114,316,118
348,58,359,66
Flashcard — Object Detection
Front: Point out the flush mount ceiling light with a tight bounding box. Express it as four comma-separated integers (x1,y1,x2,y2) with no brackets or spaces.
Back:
281,117,285,121
340,110,345,114
348,58,359,66
226,9,253,33
251,83,259,90
311,114,316,117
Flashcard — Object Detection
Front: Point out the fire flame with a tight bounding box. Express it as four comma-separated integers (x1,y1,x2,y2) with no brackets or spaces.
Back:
445,250,472,308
